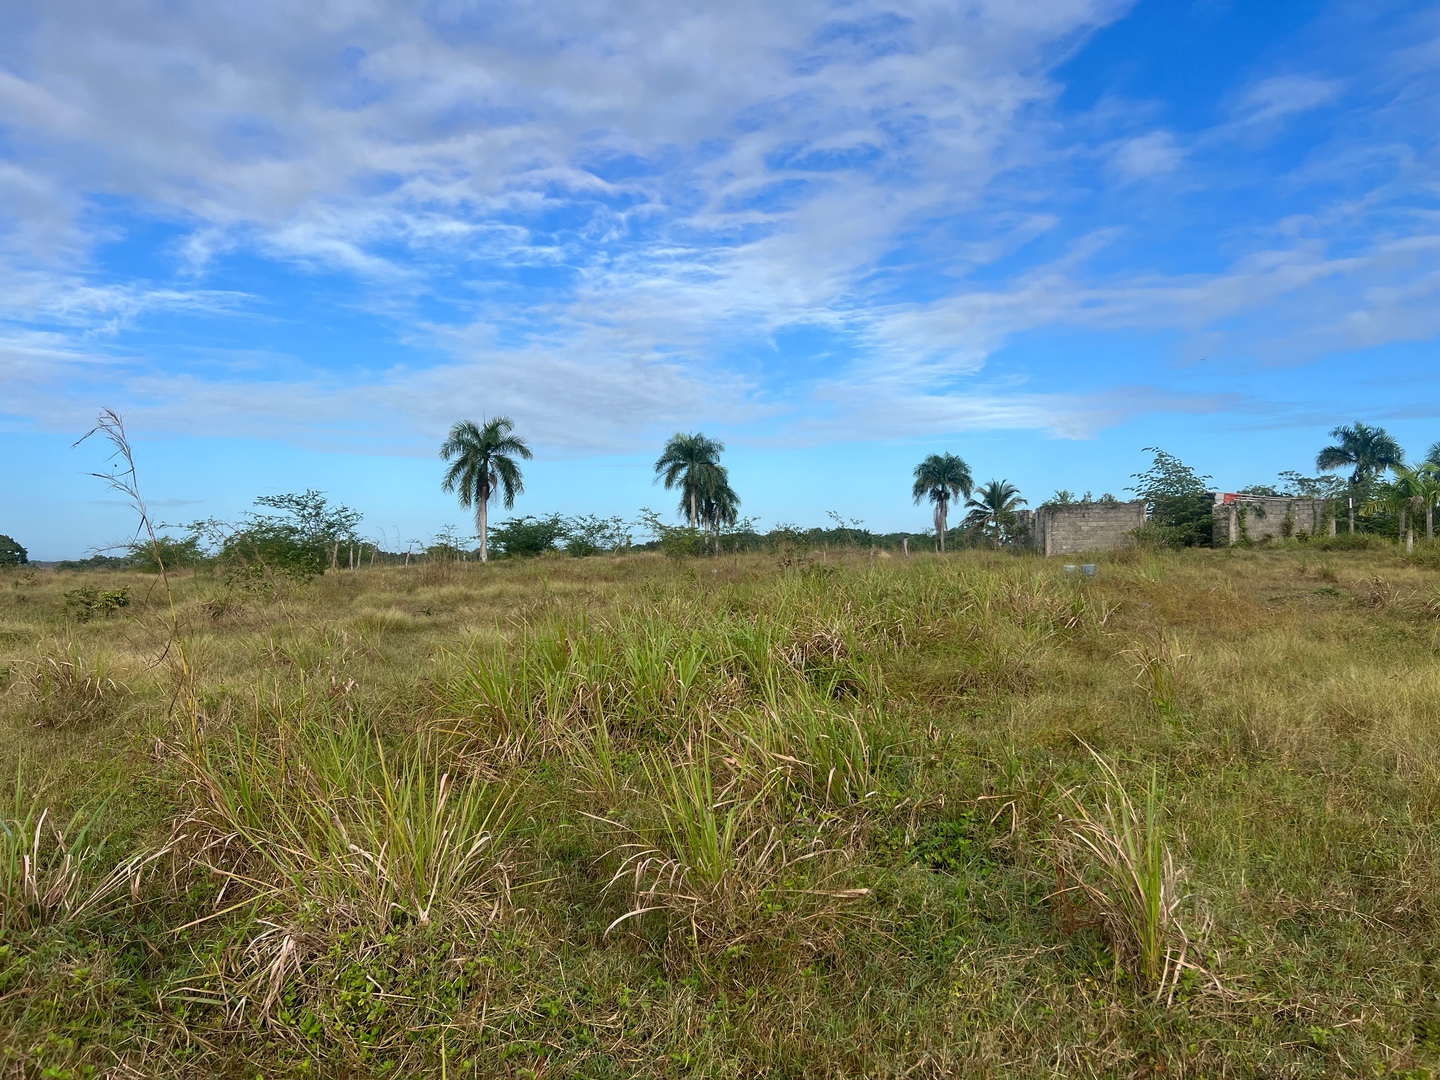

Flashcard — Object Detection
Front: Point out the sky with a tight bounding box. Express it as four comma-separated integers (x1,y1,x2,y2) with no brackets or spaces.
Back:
2,0,1439,559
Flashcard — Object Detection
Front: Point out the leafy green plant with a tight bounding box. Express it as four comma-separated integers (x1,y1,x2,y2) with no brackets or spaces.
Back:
63,584,131,621
604,742,863,952
1123,635,1190,718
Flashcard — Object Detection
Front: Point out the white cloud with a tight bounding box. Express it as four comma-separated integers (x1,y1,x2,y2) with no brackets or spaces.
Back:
1108,131,1182,180
1233,74,1344,126
0,0,1437,451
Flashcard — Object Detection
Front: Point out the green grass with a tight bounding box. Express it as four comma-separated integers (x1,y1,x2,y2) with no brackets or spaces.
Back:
2,545,1440,1076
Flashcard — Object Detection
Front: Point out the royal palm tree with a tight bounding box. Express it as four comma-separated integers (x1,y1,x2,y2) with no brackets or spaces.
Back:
912,453,973,553
440,417,533,563
963,479,1027,547
699,472,741,553
1417,463,1440,542
1427,441,1440,468
655,432,726,527
1393,463,1440,546
1316,421,1403,533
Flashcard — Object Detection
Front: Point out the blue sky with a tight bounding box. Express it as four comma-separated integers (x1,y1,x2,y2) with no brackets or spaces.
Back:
2,0,1439,558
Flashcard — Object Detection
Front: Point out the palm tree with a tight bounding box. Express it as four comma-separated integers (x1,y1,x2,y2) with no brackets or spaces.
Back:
1367,478,1413,551
440,417,533,563
912,453,973,552
654,432,726,527
1427,442,1440,468
963,479,1026,547
1417,464,1440,542
699,472,741,553
1393,463,1440,547
1316,421,1403,533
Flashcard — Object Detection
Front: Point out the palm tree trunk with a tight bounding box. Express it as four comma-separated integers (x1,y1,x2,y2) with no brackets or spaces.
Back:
1428,503,1435,542
690,487,697,529
477,498,489,563
1348,493,1355,534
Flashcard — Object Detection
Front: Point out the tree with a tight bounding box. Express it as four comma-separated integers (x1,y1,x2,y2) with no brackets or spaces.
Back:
0,534,27,567
1428,442,1440,468
654,433,726,527
912,453,973,553
1415,464,1440,542
440,418,533,563
253,490,362,570
1128,448,1213,548
204,491,363,583
1390,463,1440,547
963,479,1026,547
698,471,741,553
490,514,566,558
1316,422,1403,533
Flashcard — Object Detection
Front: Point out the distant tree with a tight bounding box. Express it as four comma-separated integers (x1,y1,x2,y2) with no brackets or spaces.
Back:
490,514,566,558
963,480,1026,547
1047,490,1077,507
440,417,533,563
253,491,362,571
1414,464,1440,543
1128,448,1213,548
0,534,27,567
912,453,973,553
1316,422,1403,534
654,433,726,527
126,534,206,572
1390,463,1440,547
698,472,741,552
1277,471,1349,501
1237,485,1282,497
563,514,633,557
204,491,363,583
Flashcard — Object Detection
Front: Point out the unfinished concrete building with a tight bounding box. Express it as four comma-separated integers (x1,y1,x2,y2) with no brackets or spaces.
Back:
1015,501,1147,556
1210,493,1336,546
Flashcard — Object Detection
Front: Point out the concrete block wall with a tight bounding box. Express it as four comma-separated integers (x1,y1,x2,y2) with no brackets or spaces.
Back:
1211,494,1336,546
1021,501,1147,556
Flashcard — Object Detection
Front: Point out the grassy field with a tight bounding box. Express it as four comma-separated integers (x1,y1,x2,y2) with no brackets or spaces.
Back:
2,545,1439,1078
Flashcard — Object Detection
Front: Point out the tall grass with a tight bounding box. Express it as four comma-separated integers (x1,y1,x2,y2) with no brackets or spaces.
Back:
605,738,863,953
1054,751,1196,999
1,770,165,930
180,717,518,933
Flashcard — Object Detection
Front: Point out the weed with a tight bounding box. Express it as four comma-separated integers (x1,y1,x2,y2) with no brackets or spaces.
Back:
1053,751,1199,1000
1124,634,1190,718
22,645,122,727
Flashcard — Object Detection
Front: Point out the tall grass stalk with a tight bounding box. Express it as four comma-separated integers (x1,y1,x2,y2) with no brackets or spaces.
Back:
1055,751,1195,1000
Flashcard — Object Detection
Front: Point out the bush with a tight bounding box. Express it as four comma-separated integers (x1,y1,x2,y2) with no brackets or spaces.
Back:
63,585,131,621
127,534,207,572
1309,533,1391,553
491,514,566,558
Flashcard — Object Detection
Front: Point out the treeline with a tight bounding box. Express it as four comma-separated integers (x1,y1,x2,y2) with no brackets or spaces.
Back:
39,495,931,578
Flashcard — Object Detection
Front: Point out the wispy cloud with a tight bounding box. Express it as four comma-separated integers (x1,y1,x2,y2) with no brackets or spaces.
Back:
0,0,1437,454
